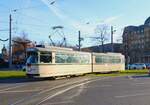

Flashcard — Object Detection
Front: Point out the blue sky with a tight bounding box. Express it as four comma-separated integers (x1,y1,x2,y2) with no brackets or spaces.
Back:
0,0,150,51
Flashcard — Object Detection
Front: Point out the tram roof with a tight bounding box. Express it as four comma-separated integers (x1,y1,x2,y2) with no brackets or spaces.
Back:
27,46,72,52
26,45,124,56
26,46,90,54
93,52,123,56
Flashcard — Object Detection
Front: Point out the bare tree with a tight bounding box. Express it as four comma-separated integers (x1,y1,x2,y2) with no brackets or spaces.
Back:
91,25,109,52
12,31,31,65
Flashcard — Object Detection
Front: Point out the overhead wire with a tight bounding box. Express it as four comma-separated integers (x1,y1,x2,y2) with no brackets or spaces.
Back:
18,13,51,25
0,0,67,44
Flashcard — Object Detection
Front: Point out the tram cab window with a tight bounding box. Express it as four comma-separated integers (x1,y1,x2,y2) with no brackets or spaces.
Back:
40,52,52,63
27,52,38,64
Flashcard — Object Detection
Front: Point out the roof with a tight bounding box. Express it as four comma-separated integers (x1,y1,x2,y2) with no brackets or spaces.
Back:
144,17,150,25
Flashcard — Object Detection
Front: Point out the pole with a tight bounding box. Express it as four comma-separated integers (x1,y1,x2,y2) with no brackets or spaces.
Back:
111,26,114,52
78,30,81,51
9,14,12,68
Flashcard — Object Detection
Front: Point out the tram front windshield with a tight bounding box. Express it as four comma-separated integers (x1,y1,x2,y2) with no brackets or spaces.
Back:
26,52,38,64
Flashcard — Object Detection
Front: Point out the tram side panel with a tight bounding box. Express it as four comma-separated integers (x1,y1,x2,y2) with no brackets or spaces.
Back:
92,53,125,73
36,51,92,77
93,64,124,73
37,64,91,77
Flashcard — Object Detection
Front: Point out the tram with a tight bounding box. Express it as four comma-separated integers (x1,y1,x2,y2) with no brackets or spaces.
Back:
26,45,125,78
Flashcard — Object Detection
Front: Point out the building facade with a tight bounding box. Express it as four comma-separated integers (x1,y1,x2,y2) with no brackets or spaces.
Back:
82,43,123,53
123,17,150,64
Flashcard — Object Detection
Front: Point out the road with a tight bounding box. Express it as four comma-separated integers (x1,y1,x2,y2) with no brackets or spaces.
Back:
1,75,150,105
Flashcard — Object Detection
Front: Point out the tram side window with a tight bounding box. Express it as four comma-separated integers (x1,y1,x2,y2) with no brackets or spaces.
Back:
40,52,52,63
110,56,121,64
103,56,109,63
95,55,103,64
114,57,121,63
55,53,67,63
66,55,79,63
55,52,90,64
80,55,90,64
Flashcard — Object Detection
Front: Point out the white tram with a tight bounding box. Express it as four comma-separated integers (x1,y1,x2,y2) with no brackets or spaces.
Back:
26,45,125,78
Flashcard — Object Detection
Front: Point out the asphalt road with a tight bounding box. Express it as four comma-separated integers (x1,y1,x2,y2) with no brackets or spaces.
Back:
1,75,150,105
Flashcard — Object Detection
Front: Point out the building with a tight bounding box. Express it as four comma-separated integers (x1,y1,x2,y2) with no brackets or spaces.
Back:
123,17,150,64
82,43,123,53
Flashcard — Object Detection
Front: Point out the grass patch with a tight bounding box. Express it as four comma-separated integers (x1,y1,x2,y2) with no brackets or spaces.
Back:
89,69,149,77
0,69,149,78
0,71,26,78
120,69,148,74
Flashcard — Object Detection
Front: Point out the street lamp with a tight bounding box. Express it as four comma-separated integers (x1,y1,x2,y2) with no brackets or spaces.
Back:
111,26,116,52
77,22,90,51
77,30,84,51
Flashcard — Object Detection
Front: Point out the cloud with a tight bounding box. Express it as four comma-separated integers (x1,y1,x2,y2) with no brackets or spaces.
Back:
104,15,122,24
41,0,122,36
41,0,94,34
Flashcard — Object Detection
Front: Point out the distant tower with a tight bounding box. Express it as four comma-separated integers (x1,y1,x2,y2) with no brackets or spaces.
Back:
1,45,7,61
2,45,7,55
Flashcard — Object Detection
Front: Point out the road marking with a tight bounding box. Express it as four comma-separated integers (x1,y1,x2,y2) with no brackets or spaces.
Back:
81,84,112,89
126,76,133,80
37,81,91,105
12,77,111,105
0,84,26,92
67,83,85,99
115,93,150,98
0,84,13,89
0,89,42,94
11,78,90,105
37,77,110,105
43,100,73,105
37,78,90,94
133,82,150,85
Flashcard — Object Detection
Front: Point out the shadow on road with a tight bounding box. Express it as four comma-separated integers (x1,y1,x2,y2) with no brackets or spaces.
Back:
132,75,150,79
0,78,52,84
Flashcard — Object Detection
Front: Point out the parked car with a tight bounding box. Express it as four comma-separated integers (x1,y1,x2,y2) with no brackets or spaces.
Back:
125,64,131,70
144,63,150,69
130,63,146,70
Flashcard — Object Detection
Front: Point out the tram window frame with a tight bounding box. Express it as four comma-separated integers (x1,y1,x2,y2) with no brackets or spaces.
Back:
40,51,52,64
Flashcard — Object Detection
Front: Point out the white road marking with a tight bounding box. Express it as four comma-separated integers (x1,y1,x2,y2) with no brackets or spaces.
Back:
43,100,73,105
11,78,90,105
0,84,27,92
127,76,133,80
37,81,91,105
67,83,85,99
0,89,42,94
12,77,111,105
37,77,111,105
81,84,112,89
115,93,150,98
133,82,150,85
37,78,90,94
0,84,13,89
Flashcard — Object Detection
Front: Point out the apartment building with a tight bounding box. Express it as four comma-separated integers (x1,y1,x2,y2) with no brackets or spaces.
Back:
123,17,150,64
